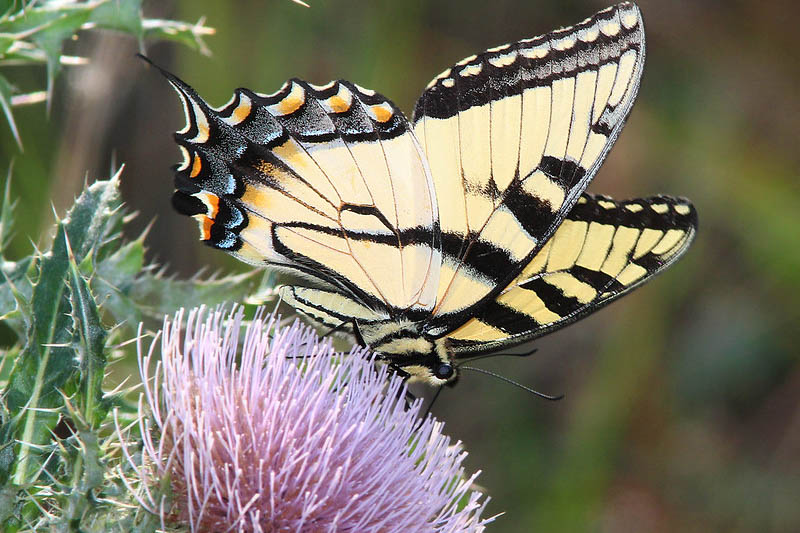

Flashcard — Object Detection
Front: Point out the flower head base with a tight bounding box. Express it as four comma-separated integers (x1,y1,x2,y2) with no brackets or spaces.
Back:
133,306,491,532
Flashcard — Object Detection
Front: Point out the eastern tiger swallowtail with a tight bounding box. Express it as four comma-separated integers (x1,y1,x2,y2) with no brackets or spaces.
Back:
148,1,696,387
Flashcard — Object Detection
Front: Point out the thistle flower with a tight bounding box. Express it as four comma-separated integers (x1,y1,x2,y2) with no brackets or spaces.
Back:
128,306,492,532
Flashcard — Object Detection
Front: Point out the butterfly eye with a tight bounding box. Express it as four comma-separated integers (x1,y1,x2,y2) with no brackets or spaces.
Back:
434,363,454,380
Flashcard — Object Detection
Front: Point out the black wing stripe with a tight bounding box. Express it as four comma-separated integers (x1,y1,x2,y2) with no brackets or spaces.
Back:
477,300,541,335
444,193,697,355
413,5,642,120
570,264,626,293
414,3,646,323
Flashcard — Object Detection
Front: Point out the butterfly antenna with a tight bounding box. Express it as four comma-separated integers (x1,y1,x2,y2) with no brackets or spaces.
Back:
413,385,444,433
459,366,564,401
459,347,538,364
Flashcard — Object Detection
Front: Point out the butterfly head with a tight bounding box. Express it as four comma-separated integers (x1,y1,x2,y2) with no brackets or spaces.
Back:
394,358,459,387
395,359,457,387
368,330,458,386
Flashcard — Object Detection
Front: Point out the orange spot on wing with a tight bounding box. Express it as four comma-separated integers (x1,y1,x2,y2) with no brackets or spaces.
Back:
327,95,350,113
205,193,220,218
190,154,202,178
198,215,214,241
278,95,304,115
197,123,210,141
371,105,393,123
233,99,252,123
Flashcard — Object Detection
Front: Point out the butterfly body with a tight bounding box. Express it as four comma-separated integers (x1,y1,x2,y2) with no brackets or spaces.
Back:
153,2,696,386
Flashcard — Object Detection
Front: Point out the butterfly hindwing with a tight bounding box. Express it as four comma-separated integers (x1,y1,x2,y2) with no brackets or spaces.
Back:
412,2,646,324
278,285,383,333
164,69,442,315
445,193,697,354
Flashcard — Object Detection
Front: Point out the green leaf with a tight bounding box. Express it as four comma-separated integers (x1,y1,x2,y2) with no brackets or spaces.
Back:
0,407,17,486
0,256,35,339
142,17,214,54
0,33,13,56
59,428,104,529
0,172,34,339
3,176,121,484
97,239,144,290
92,221,264,327
0,2,99,35
29,6,96,106
0,0,215,145
1,1,15,19
129,269,261,319
0,169,14,251
0,73,20,148
66,242,108,428
91,234,146,328
58,174,123,262
0,484,17,524
89,0,143,36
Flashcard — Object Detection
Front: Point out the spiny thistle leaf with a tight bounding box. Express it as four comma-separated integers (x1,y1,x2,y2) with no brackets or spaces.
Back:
0,169,14,250
0,73,20,147
0,410,15,485
2,2,99,111
127,269,261,319
0,484,16,524
91,229,264,330
0,171,35,336
66,241,108,428
55,403,107,529
0,2,100,35
0,0,215,145
141,17,215,54
4,174,121,485
90,237,146,327
88,0,144,36
0,256,34,338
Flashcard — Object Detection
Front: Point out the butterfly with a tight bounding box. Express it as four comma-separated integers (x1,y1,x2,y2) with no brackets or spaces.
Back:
150,1,696,387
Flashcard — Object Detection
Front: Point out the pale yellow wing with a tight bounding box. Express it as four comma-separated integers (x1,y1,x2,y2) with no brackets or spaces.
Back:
412,2,646,326
278,285,385,333
445,194,697,354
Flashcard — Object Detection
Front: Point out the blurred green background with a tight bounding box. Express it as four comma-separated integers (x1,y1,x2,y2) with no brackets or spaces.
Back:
2,0,799,531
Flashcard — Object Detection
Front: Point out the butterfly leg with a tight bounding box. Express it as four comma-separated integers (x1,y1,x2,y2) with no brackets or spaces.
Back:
285,318,360,360
351,319,367,347
413,385,444,433
284,321,350,360
319,320,351,339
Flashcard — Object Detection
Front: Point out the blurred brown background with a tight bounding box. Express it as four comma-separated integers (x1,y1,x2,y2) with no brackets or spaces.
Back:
2,0,799,531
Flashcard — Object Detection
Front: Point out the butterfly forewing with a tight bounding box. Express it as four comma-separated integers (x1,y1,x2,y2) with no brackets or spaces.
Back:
166,72,441,315
445,193,697,354
412,2,646,325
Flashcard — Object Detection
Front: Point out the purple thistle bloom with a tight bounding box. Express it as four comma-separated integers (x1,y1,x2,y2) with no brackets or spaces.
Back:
131,306,493,532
